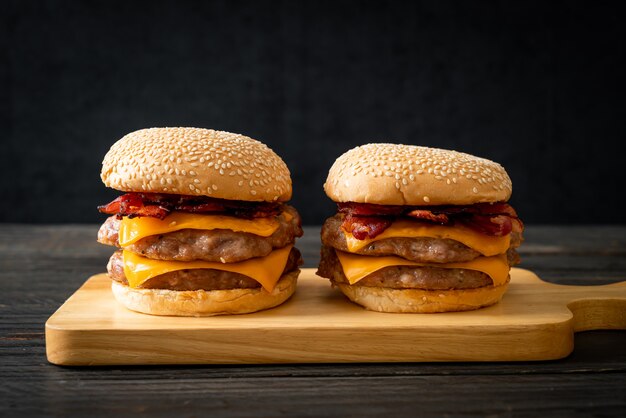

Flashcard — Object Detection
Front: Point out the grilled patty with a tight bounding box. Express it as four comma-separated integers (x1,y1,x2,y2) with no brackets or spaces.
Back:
98,205,302,263
316,245,495,290
107,247,302,291
321,214,522,265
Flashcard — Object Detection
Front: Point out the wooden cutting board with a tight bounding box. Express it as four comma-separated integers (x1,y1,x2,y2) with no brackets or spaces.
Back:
45,268,626,366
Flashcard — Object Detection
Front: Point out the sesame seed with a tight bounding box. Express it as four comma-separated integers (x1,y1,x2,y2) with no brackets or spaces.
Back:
423,196,430,203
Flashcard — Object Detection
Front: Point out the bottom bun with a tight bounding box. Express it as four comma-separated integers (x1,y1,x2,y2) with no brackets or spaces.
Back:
333,276,510,313
112,270,299,316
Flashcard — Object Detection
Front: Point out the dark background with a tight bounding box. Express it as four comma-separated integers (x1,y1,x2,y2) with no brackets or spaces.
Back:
1,0,624,225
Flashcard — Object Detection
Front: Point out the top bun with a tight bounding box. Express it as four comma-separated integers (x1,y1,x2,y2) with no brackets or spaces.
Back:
324,143,512,206
101,127,292,202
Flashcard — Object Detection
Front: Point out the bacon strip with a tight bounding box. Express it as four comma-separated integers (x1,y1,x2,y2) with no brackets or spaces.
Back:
342,214,392,240
339,201,523,239
406,209,450,224
98,193,281,219
97,194,170,219
460,214,513,236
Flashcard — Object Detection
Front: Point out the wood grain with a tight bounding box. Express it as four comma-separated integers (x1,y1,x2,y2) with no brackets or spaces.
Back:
45,268,626,365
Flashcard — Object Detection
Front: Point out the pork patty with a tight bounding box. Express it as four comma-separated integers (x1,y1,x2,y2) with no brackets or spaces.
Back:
316,245,494,290
321,214,522,265
98,205,302,263
107,247,302,291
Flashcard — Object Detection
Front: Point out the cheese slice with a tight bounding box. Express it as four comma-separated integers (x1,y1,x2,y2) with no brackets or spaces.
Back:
122,245,293,292
335,250,510,286
344,219,510,257
119,212,283,246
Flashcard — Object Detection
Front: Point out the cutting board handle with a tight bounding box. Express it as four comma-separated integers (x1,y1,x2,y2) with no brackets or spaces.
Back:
552,280,626,332
568,297,626,332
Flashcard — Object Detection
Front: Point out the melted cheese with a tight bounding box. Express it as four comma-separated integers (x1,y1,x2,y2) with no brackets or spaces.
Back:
119,212,283,246
344,219,510,257
335,250,510,286
122,245,293,292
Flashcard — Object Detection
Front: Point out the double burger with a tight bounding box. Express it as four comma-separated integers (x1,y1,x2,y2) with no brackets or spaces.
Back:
97,127,302,316
317,143,524,313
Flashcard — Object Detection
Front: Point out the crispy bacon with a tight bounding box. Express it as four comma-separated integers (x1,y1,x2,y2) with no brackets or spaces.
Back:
339,201,523,239
98,193,281,219
97,194,171,219
342,214,392,240
406,209,450,224
461,214,513,236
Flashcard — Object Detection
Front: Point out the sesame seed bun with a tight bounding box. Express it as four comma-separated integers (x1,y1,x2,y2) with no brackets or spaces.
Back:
101,127,292,202
111,269,299,316
333,277,510,313
324,143,512,206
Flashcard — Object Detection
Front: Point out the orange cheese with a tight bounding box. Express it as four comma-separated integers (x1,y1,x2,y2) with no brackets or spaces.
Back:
335,250,510,286
122,245,293,292
119,212,283,246
344,219,510,257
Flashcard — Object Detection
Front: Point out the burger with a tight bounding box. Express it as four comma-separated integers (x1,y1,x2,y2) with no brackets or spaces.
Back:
316,143,524,313
97,127,303,316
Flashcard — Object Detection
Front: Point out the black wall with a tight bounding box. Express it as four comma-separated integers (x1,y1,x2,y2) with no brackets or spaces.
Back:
1,0,625,224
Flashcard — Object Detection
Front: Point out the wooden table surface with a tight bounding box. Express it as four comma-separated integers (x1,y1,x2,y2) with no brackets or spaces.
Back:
1,224,625,417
